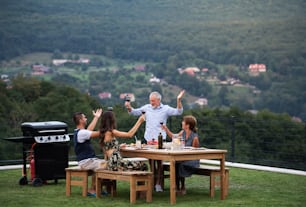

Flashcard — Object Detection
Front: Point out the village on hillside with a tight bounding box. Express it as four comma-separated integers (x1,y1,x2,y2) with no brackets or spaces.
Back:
1,56,267,109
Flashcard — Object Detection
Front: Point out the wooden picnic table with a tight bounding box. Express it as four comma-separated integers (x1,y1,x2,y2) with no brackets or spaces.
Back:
121,146,227,205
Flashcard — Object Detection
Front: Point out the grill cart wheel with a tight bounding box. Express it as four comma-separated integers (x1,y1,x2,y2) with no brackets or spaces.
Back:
32,178,43,187
19,176,28,185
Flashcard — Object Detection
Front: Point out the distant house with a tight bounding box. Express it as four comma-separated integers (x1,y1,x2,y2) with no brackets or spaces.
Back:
119,93,135,102
52,58,90,66
194,98,208,106
134,65,145,71
183,67,200,76
149,76,160,83
1,74,8,79
228,78,239,85
201,68,209,73
32,64,51,75
292,116,302,123
53,59,68,66
98,92,112,99
77,58,90,64
248,64,266,73
177,68,184,74
0,74,9,83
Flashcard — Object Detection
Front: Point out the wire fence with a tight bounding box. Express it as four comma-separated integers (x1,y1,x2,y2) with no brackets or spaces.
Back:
1,116,305,171
194,117,306,171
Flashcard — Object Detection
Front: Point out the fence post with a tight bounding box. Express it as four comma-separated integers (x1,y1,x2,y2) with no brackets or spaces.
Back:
231,116,236,162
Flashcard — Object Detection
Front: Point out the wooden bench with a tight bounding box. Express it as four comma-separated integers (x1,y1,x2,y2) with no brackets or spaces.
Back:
65,166,116,197
162,163,229,198
95,169,153,204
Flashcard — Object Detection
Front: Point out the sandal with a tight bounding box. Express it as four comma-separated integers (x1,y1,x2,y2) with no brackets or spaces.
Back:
87,192,96,197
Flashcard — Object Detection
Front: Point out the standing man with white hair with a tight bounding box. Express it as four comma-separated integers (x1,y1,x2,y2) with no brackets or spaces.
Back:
125,90,185,192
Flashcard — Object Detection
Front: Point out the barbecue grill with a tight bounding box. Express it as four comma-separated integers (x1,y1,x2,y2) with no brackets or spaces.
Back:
4,121,70,186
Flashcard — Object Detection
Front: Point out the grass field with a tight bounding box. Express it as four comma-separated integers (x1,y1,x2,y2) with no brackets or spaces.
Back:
0,167,305,207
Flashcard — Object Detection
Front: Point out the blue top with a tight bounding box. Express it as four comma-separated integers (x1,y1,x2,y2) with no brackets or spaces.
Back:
129,103,183,141
178,130,200,177
182,130,198,147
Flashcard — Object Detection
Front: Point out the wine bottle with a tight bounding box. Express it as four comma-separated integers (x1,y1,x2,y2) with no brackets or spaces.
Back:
158,132,163,149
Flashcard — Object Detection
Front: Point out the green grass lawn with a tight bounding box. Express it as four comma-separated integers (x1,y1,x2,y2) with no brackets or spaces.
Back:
0,167,305,207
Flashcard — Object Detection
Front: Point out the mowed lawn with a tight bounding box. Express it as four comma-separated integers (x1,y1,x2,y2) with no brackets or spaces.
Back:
0,167,305,207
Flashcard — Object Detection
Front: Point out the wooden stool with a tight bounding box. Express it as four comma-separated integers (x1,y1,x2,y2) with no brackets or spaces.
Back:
162,163,229,198
96,169,153,204
65,166,116,197
209,168,229,197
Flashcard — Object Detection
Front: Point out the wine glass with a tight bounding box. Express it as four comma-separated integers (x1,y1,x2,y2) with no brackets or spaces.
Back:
125,95,131,102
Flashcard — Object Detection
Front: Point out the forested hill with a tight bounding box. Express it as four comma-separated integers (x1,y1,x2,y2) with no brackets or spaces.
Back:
1,0,306,68
1,0,306,120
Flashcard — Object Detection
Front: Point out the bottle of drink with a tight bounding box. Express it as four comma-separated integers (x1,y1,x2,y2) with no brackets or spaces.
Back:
158,132,163,149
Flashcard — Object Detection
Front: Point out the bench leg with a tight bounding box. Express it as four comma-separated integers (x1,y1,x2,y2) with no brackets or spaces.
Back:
96,176,101,198
210,172,216,198
146,175,153,202
130,175,152,204
66,171,71,196
130,176,137,204
65,170,90,197
210,170,229,198
225,170,229,197
82,173,89,197
105,180,117,196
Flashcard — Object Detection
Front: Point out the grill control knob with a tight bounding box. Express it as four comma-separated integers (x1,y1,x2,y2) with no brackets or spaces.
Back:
55,136,59,140
40,137,43,141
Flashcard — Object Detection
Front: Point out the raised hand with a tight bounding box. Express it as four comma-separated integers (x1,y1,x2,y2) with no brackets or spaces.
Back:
93,108,103,118
177,90,185,100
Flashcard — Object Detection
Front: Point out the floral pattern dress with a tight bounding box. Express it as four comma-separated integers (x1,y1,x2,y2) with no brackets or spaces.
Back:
102,138,148,171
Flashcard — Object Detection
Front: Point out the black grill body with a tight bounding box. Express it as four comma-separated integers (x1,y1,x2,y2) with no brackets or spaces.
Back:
21,121,70,184
33,142,69,181
4,121,71,186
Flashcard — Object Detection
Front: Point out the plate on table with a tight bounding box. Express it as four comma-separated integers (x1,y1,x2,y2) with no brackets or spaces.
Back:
184,147,193,150
135,147,148,150
144,145,158,149
191,147,207,150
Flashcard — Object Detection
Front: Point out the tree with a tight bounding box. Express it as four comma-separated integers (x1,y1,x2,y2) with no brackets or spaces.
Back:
10,74,41,102
218,86,229,106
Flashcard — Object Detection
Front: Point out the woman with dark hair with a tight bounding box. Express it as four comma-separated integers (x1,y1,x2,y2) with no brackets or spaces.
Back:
99,111,147,171
161,115,200,195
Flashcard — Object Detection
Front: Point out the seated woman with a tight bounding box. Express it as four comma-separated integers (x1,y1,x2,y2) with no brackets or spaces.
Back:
161,115,200,195
99,111,148,171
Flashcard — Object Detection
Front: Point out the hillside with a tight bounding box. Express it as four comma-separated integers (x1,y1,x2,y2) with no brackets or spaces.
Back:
0,0,306,120
1,0,305,65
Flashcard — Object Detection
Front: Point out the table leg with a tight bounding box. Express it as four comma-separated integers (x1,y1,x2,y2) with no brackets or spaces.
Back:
220,155,225,200
169,160,176,205
96,174,101,198
149,159,155,188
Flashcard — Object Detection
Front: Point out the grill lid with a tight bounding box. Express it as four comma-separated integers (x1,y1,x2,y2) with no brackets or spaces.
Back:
21,121,68,129
21,121,70,143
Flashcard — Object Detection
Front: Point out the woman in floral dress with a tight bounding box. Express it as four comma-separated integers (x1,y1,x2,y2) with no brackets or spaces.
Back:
99,111,148,171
